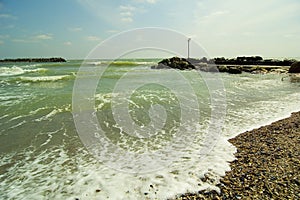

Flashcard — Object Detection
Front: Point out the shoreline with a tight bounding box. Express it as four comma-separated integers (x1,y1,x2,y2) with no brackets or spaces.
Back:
174,111,300,199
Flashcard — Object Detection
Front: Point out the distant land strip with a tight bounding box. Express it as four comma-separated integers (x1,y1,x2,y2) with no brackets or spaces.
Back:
0,57,67,63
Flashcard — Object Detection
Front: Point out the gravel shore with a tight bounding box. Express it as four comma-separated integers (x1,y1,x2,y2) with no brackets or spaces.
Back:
175,111,300,200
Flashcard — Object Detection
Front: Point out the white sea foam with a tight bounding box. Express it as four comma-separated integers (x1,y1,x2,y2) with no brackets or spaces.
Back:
0,66,25,76
86,61,102,65
0,66,47,76
224,93,300,139
0,94,33,106
0,126,236,200
94,93,119,110
34,105,71,122
8,120,26,129
18,75,70,82
0,114,9,120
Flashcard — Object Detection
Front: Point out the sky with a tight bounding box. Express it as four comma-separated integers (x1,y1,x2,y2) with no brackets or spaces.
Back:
0,0,299,59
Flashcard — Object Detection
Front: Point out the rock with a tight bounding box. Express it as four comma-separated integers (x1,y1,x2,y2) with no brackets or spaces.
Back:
288,62,300,73
217,65,228,73
152,57,297,74
251,68,268,74
270,69,287,74
151,63,169,69
153,57,195,70
290,74,300,83
237,56,263,62
194,62,208,70
241,66,259,73
194,63,218,72
204,66,219,72
217,65,243,74
227,66,242,74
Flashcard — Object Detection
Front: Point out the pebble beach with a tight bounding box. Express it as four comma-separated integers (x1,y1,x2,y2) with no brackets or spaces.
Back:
175,111,300,200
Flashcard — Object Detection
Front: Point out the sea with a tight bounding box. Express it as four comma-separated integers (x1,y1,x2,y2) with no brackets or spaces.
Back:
0,59,299,200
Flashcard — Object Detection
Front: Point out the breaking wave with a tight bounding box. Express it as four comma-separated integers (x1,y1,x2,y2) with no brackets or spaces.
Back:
0,66,47,77
15,75,72,83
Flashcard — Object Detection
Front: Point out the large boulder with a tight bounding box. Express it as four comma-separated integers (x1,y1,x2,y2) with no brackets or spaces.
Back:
227,66,242,74
289,62,300,73
156,57,195,70
217,65,228,73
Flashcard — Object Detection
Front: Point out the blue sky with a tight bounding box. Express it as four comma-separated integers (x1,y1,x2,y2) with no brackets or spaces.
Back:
0,0,299,59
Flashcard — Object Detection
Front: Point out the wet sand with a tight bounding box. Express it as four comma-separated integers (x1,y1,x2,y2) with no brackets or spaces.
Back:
175,111,300,200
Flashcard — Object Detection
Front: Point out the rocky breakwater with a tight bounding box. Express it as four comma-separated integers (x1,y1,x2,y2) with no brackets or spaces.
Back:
0,57,67,63
193,56,294,74
151,56,295,74
289,61,300,83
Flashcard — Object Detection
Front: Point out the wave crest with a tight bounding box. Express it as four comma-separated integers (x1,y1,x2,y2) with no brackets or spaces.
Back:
16,75,71,83
0,66,47,76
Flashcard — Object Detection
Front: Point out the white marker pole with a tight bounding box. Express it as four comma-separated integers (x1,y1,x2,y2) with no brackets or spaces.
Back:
187,38,191,59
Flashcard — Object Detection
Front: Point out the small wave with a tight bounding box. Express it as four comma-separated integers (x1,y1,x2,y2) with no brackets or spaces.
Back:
86,61,102,66
21,64,42,68
0,66,47,76
110,61,156,66
16,75,71,83
83,60,156,66
26,68,48,73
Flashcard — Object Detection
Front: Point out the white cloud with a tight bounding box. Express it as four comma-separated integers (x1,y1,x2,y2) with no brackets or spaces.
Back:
119,5,136,23
12,34,53,43
107,30,119,33
0,25,15,30
68,27,83,32
0,35,9,39
64,41,72,45
86,36,101,41
120,5,136,11
12,39,34,43
121,17,133,23
120,11,133,17
196,10,229,24
0,14,17,20
133,0,158,4
35,34,53,40
146,0,157,4
0,35,8,45
77,1,139,26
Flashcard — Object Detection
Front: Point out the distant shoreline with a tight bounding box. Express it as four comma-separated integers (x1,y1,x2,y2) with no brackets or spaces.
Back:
0,57,67,63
